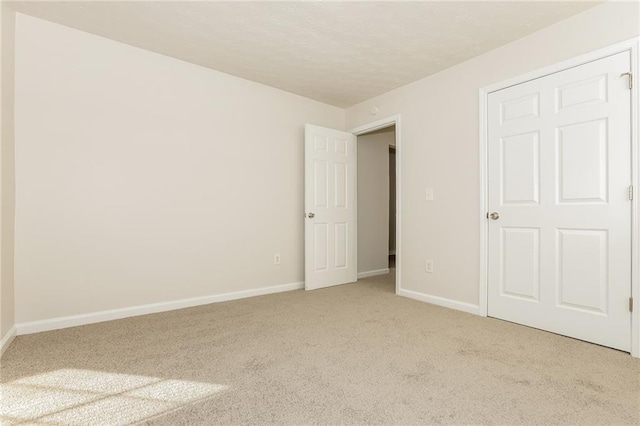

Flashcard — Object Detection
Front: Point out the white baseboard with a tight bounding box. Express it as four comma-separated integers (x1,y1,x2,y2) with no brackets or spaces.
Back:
358,268,390,279
16,281,304,336
398,288,480,315
0,326,16,357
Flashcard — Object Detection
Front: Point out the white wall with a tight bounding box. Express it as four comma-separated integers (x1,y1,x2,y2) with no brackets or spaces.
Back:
0,2,16,344
346,1,640,307
14,14,344,325
357,127,394,275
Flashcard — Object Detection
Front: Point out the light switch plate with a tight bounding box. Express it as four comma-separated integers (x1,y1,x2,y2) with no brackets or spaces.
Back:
426,188,434,201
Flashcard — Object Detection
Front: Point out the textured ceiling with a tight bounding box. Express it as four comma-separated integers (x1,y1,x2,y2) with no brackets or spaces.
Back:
9,1,600,107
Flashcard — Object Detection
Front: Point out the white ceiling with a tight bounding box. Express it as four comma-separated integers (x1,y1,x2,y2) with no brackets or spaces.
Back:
9,1,600,107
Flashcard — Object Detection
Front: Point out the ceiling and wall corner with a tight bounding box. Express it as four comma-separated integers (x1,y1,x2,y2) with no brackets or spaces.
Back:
7,0,601,108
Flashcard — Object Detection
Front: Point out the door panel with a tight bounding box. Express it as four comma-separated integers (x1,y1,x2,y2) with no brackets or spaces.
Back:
501,132,540,205
501,227,540,301
305,125,357,290
313,160,328,207
313,224,328,272
557,119,608,203
487,51,631,351
334,223,348,268
557,229,608,314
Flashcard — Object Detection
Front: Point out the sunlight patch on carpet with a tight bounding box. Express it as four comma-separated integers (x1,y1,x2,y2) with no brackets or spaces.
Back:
0,369,227,425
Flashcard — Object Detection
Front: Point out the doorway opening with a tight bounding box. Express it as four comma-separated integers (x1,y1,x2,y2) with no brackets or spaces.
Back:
350,115,402,294
355,126,396,288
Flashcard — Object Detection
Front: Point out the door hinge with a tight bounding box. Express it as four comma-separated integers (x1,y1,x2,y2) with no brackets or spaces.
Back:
630,297,634,312
629,185,634,200
621,72,633,89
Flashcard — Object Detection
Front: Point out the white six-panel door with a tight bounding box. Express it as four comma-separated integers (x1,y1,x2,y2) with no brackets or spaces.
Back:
487,52,632,351
304,125,357,290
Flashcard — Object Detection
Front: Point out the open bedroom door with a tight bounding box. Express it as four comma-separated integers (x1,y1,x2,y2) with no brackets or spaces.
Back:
304,124,357,290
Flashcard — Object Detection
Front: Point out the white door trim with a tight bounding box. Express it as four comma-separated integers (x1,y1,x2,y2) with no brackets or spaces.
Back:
350,114,402,294
479,38,640,357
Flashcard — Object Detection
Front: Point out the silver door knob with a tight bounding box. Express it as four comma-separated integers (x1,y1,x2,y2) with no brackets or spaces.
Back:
307,212,315,218
490,212,500,220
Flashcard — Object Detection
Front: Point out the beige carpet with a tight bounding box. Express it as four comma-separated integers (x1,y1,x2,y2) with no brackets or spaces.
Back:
1,271,639,425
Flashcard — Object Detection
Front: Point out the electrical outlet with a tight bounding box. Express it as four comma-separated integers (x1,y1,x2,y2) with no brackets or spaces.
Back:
274,253,281,265
425,259,433,273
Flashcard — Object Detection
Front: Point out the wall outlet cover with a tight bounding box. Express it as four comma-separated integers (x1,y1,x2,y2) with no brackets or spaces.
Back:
425,259,433,273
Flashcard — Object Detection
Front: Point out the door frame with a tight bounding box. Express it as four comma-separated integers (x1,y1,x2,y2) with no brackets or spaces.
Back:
478,38,640,357
350,114,402,294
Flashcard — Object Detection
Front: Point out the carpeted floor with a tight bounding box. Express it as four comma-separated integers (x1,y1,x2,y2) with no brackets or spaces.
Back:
1,271,639,425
